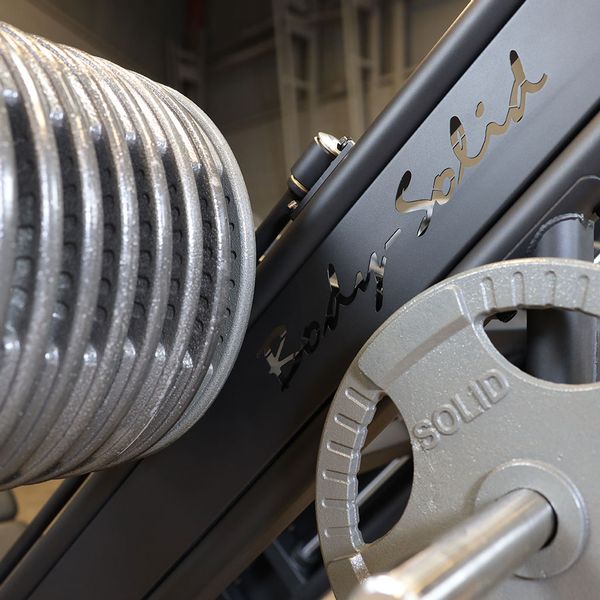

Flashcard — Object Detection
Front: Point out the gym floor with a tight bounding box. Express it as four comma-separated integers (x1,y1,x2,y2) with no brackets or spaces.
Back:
13,481,61,524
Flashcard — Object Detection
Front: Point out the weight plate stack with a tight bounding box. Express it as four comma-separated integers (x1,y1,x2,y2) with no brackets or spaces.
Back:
0,23,255,487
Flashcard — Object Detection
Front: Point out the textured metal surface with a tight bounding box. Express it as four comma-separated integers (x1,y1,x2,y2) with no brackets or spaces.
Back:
0,23,254,487
4,1,600,597
317,259,600,599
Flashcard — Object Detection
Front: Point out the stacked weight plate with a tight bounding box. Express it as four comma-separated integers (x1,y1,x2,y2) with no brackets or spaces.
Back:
0,23,255,487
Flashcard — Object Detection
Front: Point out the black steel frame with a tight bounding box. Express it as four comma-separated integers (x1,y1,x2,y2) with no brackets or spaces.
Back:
1,0,600,597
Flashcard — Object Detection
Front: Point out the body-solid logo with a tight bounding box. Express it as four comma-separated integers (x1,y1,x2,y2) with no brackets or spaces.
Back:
258,253,385,390
396,50,547,235
259,51,547,389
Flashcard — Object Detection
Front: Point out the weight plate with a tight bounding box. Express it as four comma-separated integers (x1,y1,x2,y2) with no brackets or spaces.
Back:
317,259,600,599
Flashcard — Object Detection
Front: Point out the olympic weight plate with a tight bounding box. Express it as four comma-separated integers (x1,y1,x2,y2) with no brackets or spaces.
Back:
316,258,600,599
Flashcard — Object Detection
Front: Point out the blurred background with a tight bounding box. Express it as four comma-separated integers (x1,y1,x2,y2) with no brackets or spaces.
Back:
1,0,468,222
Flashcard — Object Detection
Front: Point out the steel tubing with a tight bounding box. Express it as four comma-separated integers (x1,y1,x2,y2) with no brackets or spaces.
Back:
351,489,555,600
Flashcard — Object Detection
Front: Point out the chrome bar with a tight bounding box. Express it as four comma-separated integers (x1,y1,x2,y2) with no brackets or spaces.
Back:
351,489,555,600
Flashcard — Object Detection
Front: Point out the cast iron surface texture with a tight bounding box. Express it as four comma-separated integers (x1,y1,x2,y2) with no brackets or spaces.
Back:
4,0,600,598
0,22,254,486
152,106,600,600
317,259,598,599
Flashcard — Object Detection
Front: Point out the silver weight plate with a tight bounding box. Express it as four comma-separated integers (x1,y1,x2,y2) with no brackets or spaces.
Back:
316,258,600,599
0,21,254,487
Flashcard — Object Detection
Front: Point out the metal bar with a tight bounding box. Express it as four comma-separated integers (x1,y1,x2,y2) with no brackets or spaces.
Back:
391,0,408,91
0,463,135,598
298,457,409,562
342,0,366,137
149,395,404,600
272,0,301,168
351,489,555,600
253,0,525,322
526,214,597,384
450,111,600,277
0,476,86,584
